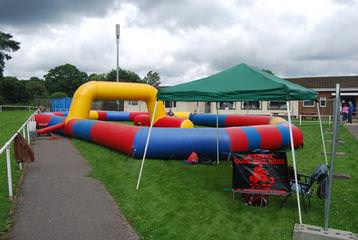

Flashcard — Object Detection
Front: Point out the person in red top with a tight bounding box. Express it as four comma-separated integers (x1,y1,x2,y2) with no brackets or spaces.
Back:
342,103,349,123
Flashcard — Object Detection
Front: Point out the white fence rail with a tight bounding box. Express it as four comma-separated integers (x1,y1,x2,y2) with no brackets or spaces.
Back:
0,109,39,199
0,105,38,112
298,114,332,126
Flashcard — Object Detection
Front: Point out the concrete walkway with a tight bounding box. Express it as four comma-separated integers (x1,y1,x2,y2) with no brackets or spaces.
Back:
345,123,358,141
10,136,139,240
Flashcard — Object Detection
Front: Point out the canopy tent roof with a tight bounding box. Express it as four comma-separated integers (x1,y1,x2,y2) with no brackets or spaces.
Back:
158,63,317,102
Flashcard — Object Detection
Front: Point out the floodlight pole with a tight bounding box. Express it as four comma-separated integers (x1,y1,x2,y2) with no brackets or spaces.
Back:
286,101,303,224
324,84,340,230
116,24,120,111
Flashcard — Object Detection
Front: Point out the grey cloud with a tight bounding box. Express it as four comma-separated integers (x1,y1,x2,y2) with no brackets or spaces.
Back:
292,3,358,63
125,0,237,30
0,0,116,27
3,0,358,84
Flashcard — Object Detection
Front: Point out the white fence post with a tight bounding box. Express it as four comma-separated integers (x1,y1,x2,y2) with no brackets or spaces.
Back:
22,127,26,141
299,115,302,126
26,123,30,144
6,146,13,199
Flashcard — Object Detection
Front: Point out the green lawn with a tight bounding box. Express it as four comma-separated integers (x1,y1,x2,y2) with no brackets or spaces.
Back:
0,111,32,235
72,122,357,239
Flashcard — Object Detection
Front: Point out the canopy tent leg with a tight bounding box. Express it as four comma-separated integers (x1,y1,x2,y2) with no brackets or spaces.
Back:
136,100,158,190
316,102,328,165
286,101,303,224
216,102,220,165
195,101,199,113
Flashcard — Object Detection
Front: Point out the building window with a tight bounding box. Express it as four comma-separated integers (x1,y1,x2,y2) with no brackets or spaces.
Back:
320,97,327,107
165,101,176,108
303,100,315,107
268,101,287,110
242,101,261,110
218,102,236,110
128,100,138,105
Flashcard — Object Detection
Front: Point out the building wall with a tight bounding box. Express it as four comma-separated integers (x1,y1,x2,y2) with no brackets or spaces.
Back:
123,100,299,116
209,101,298,115
298,92,333,117
123,101,147,112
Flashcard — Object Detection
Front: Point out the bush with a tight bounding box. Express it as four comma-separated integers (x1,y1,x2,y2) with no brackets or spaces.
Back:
50,92,67,99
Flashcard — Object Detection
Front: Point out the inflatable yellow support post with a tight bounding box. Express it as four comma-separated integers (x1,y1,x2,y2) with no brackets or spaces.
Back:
66,81,167,124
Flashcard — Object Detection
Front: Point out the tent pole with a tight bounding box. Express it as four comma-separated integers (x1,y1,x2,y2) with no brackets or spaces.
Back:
286,101,303,224
324,84,340,230
136,100,158,190
216,102,220,165
316,102,328,165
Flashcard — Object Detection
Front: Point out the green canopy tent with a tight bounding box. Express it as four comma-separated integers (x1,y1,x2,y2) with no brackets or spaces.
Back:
158,63,316,102
136,63,319,224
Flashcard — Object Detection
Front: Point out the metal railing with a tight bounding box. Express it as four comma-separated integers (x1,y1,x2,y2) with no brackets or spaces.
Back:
0,109,39,199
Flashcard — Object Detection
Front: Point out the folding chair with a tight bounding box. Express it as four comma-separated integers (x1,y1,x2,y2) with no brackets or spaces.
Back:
280,164,328,212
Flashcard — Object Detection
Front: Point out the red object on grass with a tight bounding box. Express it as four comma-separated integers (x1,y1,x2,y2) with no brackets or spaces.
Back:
186,152,199,164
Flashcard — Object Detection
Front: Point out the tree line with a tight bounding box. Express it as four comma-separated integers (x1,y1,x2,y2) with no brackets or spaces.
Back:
0,31,161,104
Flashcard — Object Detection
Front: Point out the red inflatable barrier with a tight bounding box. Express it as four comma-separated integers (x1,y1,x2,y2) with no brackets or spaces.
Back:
225,115,271,127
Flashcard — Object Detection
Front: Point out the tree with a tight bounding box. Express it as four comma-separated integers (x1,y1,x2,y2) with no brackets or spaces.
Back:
44,64,88,96
0,31,20,78
0,76,30,103
142,70,161,88
50,92,68,99
106,68,142,83
88,73,107,81
25,77,49,99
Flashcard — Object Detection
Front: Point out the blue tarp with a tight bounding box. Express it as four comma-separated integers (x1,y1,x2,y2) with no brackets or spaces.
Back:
51,97,72,111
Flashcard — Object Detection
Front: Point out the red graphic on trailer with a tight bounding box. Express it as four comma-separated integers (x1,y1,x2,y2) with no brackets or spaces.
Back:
249,165,275,189
231,152,289,195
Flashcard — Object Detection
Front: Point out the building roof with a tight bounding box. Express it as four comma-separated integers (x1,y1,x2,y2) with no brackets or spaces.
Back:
286,76,358,89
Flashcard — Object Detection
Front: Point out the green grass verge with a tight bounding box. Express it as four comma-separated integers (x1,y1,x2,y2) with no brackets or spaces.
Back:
0,111,32,235
72,123,357,239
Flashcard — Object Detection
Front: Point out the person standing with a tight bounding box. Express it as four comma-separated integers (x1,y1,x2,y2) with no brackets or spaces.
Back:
348,101,354,124
342,103,349,123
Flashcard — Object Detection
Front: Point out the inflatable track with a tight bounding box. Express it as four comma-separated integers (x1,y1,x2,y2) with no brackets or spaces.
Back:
35,113,303,160
35,81,304,160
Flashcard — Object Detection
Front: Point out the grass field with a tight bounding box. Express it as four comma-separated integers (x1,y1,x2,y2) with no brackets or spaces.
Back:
72,122,358,240
0,111,32,234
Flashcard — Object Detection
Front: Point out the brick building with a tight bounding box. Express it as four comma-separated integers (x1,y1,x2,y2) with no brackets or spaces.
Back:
287,76,358,117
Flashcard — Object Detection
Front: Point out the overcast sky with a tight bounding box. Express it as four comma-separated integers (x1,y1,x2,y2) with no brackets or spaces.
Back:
1,0,358,84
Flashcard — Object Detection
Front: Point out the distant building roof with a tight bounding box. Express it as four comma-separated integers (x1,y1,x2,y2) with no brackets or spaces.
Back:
286,76,358,89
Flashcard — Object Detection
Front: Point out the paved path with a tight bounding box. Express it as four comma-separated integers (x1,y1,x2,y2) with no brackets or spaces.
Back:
10,136,139,240
345,124,358,141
